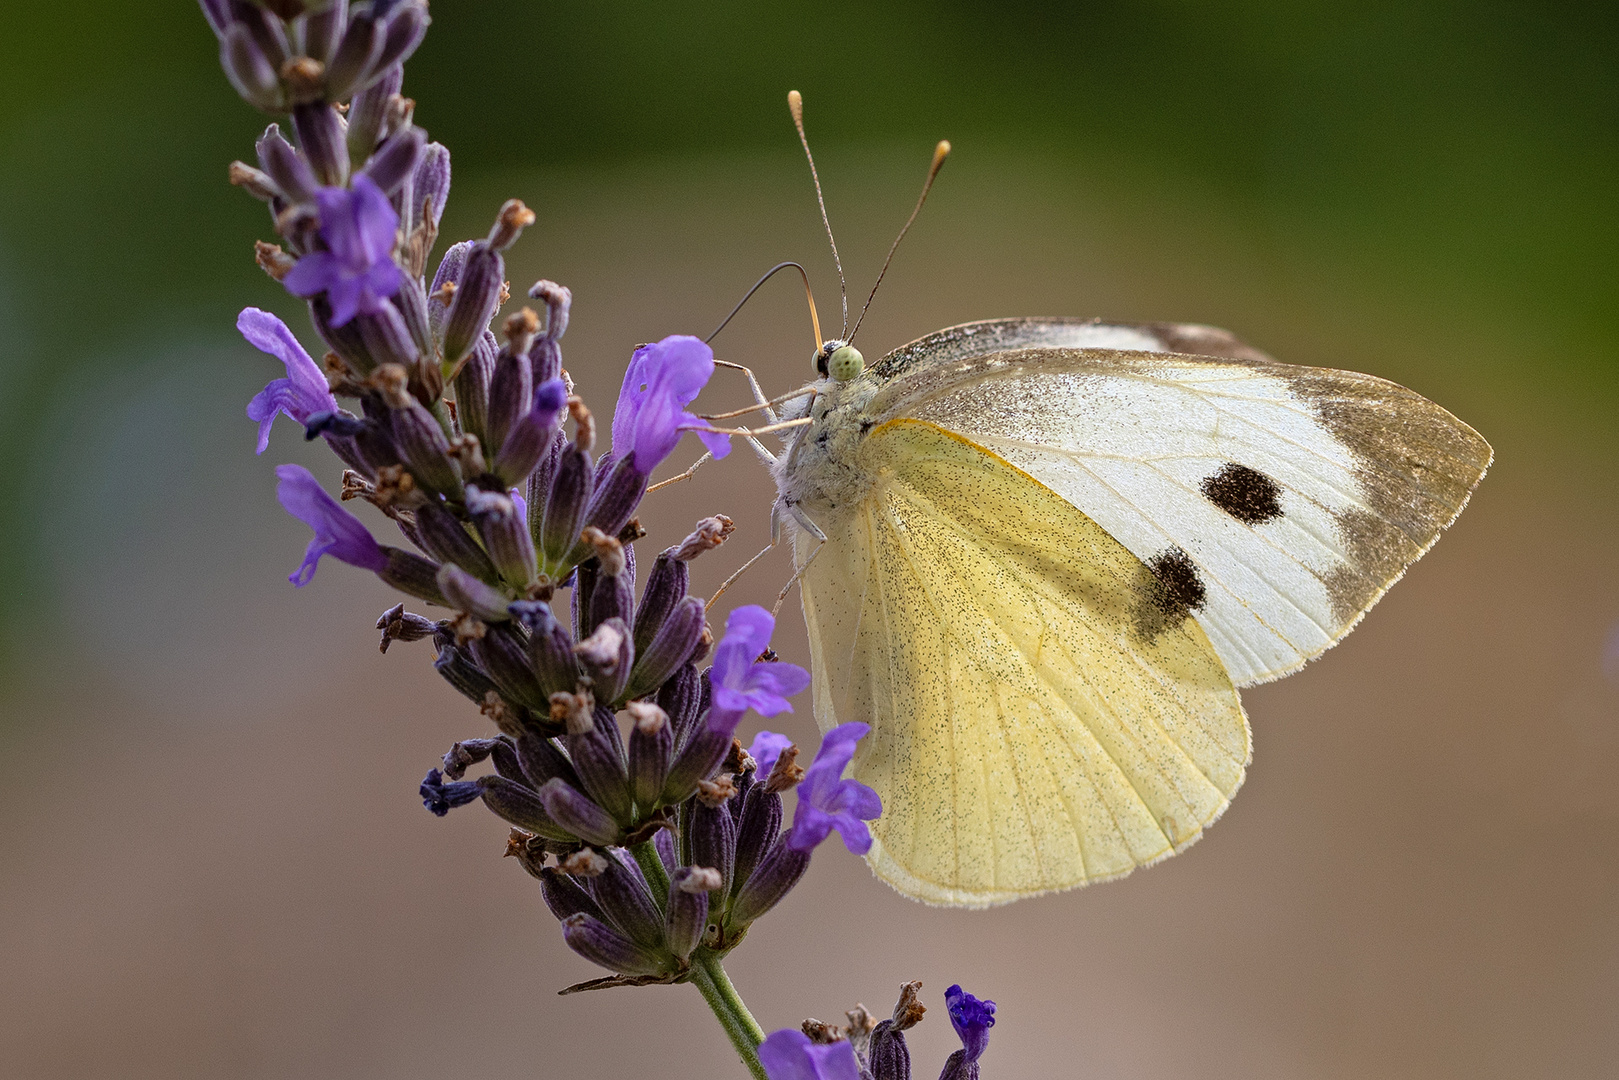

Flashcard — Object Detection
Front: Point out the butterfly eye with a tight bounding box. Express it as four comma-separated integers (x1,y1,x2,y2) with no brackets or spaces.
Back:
828,345,864,381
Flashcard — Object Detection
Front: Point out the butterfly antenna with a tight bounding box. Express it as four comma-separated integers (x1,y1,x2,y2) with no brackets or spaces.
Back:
848,139,951,346
704,260,823,353
788,90,845,340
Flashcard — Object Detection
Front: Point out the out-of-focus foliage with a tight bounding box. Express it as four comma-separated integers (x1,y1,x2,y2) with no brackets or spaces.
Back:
0,0,1614,662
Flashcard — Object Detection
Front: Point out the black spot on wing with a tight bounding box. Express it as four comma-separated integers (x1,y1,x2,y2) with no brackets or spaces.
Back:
1132,546,1207,641
1201,462,1283,525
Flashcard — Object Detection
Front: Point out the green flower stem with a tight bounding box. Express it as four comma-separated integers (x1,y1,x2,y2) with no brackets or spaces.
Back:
688,949,768,1080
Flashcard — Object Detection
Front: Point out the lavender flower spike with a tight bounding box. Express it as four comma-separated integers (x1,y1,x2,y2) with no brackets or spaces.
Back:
282,175,403,326
610,334,730,473
757,1029,863,1080
939,985,996,1080
275,463,388,585
708,605,811,732
240,307,338,453
786,722,882,855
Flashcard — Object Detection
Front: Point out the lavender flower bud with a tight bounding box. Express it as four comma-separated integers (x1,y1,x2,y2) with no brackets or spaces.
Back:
378,547,447,605
256,124,318,206
360,125,425,197
486,198,535,251
433,638,497,704
452,329,498,447
539,866,604,923
591,851,666,950
377,603,436,653
372,0,430,77
727,832,811,928
665,867,721,961
221,23,282,111
310,295,373,374
516,731,582,790
868,1021,911,1080
383,385,463,497
580,454,647,548
357,302,420,371
560,913,667,977
567,704,634,826
626,701,672,811
441,243,504,370
413,142,451,233
479,776,573,841
510,601,580,700
199,0,232,37
469,623,548,712
654,824,679,873
344,53,397,157
731,783,783,900
390,279,436,379
485,340,532,458
537,778,620,847
684,796,738,901
528,279,572,341
575,618,634,704
419,768,481,815
657,662,705,747
412,501,501,584
492,378,568,487
301,0,345,65
466,486,537,589
633,552,688,657
539,445,593,568
428,240,472,343
586,534,633,626
291,103,349,187
440,736,501,780
435,563,511,623
626,596,705,701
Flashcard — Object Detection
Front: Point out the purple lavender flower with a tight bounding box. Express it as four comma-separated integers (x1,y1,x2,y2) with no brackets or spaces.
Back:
609,334,730,472
747,730,795,777
282,175,403,326
785,722,881,855
239,307,338,453
707,606,811,732
941,984,996,1078
757,1029,863,1080
275,463,388,585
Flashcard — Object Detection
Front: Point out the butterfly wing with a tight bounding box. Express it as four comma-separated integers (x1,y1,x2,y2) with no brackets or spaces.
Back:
865,319,1492,685
798,418,1249,906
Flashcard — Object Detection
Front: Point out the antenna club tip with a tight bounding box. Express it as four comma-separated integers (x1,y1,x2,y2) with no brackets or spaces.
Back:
788,89,803,117
936,139,952,158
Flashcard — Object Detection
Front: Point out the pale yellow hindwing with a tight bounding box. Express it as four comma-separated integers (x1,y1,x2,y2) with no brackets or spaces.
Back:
798,419,1251,907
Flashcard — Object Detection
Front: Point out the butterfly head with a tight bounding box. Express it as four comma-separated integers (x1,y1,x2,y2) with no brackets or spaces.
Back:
815,339,864,382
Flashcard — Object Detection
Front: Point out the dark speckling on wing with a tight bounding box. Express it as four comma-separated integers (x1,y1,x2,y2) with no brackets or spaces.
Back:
1201,462,1284,525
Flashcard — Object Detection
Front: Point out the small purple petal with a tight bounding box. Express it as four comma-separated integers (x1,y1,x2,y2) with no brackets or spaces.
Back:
786,722,881,855
945,984,996,1064
238,308,336,453
283,178,403,327
275,463,388,585
757,1028,863,1080
704,606,811,730
609,335,723,472
747,731,793,777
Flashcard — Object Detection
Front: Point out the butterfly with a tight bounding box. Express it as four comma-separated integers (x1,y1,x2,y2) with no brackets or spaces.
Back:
756,317,1490,907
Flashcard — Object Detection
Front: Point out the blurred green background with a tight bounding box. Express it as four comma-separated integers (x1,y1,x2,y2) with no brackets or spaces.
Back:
3,3,1617,1079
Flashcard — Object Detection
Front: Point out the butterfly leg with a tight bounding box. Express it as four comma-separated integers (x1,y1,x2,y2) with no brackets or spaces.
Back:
770,500,826,616
645,450,713,493
714,359,780,425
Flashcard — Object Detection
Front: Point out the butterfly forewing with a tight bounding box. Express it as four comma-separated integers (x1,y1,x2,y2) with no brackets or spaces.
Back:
864,320,1492,686
797,419,1250,906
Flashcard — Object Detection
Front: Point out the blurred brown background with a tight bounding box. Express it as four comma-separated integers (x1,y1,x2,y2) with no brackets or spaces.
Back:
2,3,1617,1078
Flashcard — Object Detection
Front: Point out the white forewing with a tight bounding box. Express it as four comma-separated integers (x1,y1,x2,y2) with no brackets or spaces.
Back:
864,320,1492,686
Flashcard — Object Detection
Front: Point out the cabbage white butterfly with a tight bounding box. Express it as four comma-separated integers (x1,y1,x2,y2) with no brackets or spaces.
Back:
713,97,1491,908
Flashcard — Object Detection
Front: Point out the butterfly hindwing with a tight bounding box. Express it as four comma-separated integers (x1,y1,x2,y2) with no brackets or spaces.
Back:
864,320,1492,685
797,418,1250,906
